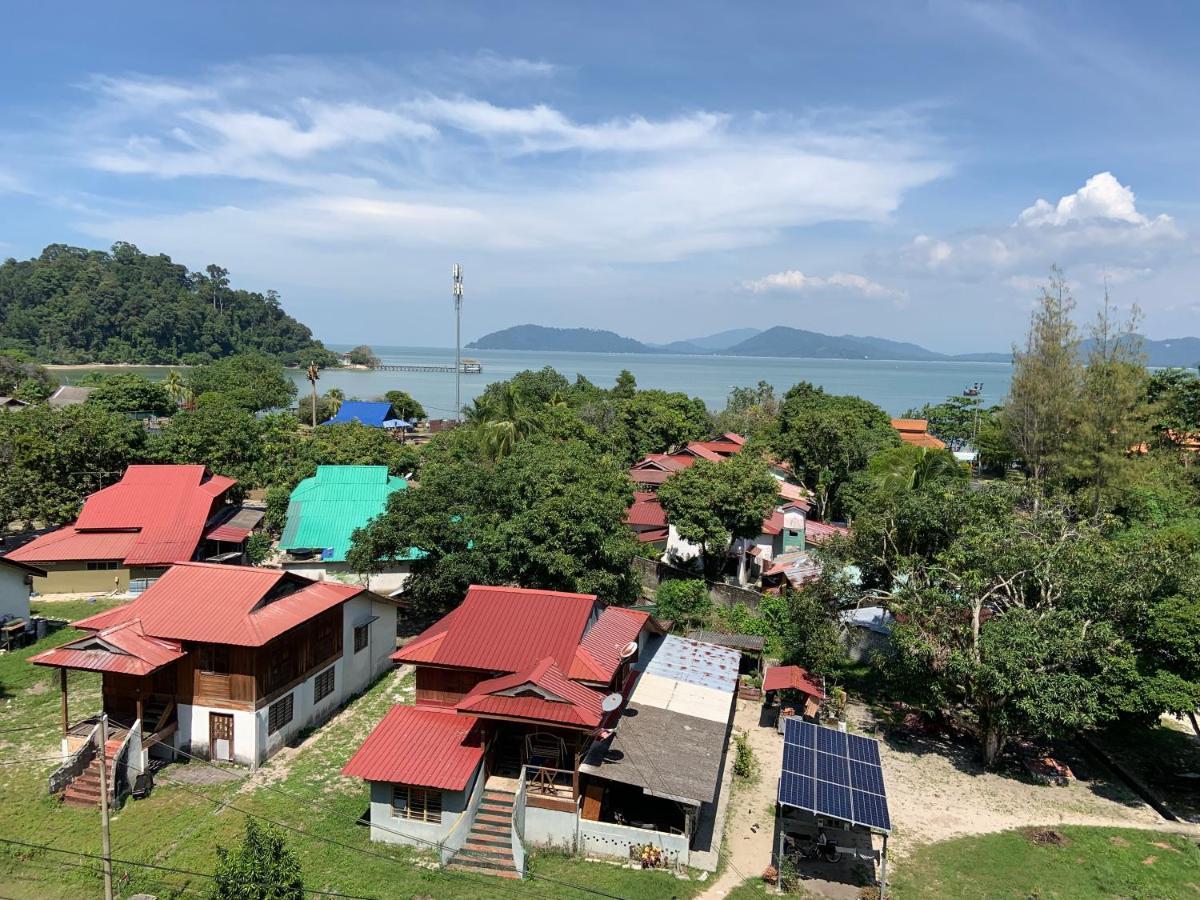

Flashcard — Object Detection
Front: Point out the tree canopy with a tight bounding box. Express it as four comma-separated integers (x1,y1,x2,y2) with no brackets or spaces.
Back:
0,243,336,365
84,372,176,416
189,352,297,412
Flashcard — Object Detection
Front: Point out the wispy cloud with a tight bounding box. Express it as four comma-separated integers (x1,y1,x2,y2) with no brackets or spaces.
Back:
61,57,947,267
744,269,904,301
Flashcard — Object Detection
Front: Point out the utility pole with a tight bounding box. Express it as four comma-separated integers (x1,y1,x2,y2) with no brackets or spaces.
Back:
98,714,114,900
452,264,464,421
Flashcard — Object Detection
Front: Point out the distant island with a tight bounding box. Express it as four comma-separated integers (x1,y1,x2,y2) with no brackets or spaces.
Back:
468,323,1012,362
469,323,1200,367
0,243,338,366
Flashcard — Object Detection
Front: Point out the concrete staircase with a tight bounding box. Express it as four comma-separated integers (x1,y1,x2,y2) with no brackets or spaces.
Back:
447,785,519,879
60,739,123,808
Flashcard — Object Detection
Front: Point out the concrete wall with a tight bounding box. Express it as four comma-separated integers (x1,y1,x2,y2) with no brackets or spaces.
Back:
522,802,689,867
633,557,762,612
0,565,32,621
177,703,258,765
280,562,411,598
32,562,130,595
368,768,478,848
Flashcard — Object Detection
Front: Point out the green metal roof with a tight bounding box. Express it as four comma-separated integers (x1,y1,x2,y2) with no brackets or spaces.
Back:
279,465,408,563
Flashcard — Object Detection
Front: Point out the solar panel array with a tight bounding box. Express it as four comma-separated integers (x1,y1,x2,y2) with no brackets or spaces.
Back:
778,717,891,832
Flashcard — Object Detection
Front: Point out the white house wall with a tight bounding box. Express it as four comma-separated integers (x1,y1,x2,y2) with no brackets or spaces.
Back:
0,565,31,622
367,774,477,848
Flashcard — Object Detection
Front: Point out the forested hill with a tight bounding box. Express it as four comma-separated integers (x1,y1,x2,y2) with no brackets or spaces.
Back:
0,243,337,365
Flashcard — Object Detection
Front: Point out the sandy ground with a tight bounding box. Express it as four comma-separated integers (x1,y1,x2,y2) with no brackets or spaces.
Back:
700,699,1194,899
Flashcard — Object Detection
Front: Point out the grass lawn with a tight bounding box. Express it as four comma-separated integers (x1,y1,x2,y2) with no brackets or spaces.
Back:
0,608,706,899
891,826,1200,900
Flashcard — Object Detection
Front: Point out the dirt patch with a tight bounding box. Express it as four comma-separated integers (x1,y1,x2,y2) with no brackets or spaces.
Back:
26,681,49,695
1142,855,1158,865
1150,840,1180,852
1027,829,1068,846
1110,836,1131,846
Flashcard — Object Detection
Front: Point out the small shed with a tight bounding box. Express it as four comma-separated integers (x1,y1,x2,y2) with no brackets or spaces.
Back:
763,665,825,719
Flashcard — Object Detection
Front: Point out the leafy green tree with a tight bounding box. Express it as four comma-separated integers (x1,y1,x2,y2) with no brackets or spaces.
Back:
616,389,710,465
383,389,426,421
324,388,345,417
903,395,982,448
775,382,899,518
658,453,779,576
0,404,145,526
209,819,303,900
350,434,638,611
475,382,542,460
263,484,292,534
612,369,637,400
162,369,187,406
863,444,966,495
85,373,175,416
297,393,334,426
0,351,57,402
654,579,712,630
189,352,297,412
148,394,261,485
1144,368,1200,438
245,531,273,566
714,381,779,440
346,344,379,367
1002,267,1082,508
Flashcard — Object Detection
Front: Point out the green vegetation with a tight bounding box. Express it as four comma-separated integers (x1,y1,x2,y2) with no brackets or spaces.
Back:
0,243,337,365
732,731,758,781
383,389,425,422
653,580,712,630
891,826,1200,899
345,344,379,367
210,819,304,900
81,372,175,416
0,350,56,402
189,352,298,412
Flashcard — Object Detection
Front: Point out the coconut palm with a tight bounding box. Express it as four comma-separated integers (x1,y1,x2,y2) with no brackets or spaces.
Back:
305,361,320,427
325,388,345,416
476,384,541,460
867,445,966,494
163,369,186,407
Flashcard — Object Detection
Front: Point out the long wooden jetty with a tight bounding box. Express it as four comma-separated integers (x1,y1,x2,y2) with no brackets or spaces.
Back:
369,360,482,374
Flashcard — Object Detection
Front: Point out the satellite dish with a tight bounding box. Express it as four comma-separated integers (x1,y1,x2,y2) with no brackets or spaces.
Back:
620,641,638,659
601,692,624,713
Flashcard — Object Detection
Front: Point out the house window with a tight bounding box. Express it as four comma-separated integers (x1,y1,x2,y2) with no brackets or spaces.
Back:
314,667,335,703
199,646,230,675
267,693,294,735
392,785,442,824
86,561,121,571
353,622,370,653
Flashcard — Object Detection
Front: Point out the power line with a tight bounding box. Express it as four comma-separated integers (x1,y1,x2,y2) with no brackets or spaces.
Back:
0,837,375,900
105,716,628,900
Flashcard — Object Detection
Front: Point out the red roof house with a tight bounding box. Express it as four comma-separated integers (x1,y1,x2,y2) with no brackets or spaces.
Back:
891,418,947,450
6,465,249,593
30,562,399,776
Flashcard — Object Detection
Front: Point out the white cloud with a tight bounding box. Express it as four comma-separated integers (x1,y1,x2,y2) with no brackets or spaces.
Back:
884,172,1183,281
744,269,904,300
1016,172,1155,227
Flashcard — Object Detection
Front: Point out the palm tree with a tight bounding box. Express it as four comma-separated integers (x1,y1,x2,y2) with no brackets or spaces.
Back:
868,445,965,493
305,361,320,427
163,369,186,407
325,388,345,417
475,384,541,460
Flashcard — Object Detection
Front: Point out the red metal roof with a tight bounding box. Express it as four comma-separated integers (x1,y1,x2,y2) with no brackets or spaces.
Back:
762,665,825,699
30,620,184,676
722,433,747,446
625,492,667,528
761,509,785,536
573,607,652,683
635,526,670,544
805,520,849,544
628,468,672,486
392,585,597,674
72,562,364,647
456,657,606,729
777,482,812,507
7,465,237,567
341,705,484,789
682,442,725,462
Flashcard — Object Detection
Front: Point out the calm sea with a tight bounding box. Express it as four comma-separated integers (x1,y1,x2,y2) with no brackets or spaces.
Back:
57,346,1013,417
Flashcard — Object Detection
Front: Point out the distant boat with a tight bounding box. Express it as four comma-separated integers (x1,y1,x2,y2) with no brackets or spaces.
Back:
962,382,983,397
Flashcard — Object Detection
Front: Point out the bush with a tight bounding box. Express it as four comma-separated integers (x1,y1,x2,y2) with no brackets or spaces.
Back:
245,531,273,566
733,730,758,781
210,818,303,899
654,579,711,630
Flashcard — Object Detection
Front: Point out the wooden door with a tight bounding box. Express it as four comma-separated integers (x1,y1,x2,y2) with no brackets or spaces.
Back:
209,712,234,761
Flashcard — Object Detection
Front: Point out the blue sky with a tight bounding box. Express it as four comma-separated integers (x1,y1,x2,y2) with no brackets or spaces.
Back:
2,1,1199,351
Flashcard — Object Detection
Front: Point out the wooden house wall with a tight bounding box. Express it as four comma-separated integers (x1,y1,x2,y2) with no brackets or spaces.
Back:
415,667,491,707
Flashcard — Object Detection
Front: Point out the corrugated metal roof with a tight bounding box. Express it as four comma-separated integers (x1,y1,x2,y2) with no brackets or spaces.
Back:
205,507,264,543
392,584,597,674
456,657,605,728
762,665,825,698
805,520,849,544
574,607,652,683
323,402,394,427
279,466,406,562
685,630,765,653
341,705,484,789
30,620,184,675
639,634,740,694
624,492,667,528
7,465,236,567
71,562,364,646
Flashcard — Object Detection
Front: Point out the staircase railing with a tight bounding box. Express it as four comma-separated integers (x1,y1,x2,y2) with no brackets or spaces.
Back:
110,718,143,810
511,766,527,879
48,723,99,796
